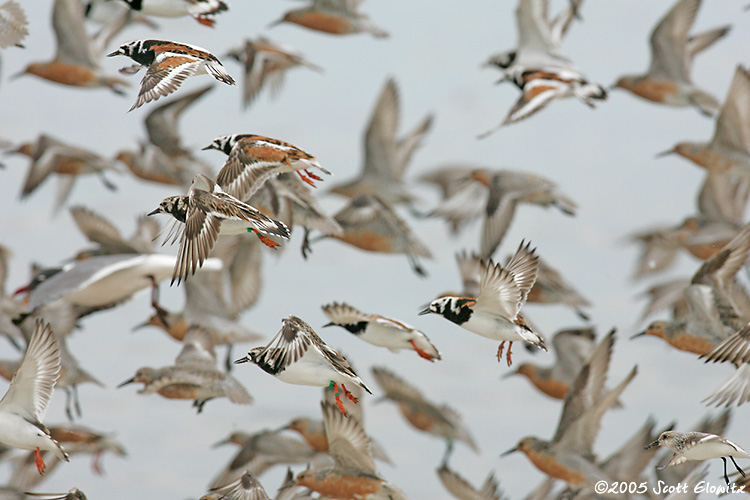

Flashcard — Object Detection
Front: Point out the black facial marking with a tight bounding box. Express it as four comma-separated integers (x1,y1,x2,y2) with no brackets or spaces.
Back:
439,298,473,325
339,322,368,335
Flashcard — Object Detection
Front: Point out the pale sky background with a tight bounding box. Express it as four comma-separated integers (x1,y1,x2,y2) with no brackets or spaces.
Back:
1,1,749,499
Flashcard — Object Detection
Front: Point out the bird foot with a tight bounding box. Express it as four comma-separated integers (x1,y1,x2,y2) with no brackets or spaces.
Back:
496,341,506,362
249,229,280,249
409,340,435,361
506,342,514,367
329,382,348,416
341,383,358,403
194,15,215,27
34,447,46,475
305,170,323,182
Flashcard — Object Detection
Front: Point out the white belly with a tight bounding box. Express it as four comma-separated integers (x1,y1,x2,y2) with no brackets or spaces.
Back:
461,312,519,341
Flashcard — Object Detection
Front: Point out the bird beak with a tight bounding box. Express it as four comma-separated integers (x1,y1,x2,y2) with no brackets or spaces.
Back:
147,208,161,216
106,49,122,57
234,356,249,364
500,445,519,456
200,144,213,151
644,440,660,450
501,370,518,380
418,307,431,316
654,149,673,159
630,331,646,339
131,320,151,332
117,377,136,388
274,423,291,432
267,18,284,29
211,438,230,448
322,322,335,328
12,284,31,296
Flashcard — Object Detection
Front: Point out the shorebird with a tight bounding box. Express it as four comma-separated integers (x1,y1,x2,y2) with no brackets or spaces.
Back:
329,77,433,206
148,173,290,285
0,321,69,475
664,66,750,176
16,0,127,92
107,39,235,111
119,0,228,27
321,301,441,361
234,316,371,415
202,133,329,200
502,331,638,495
118,326,253,412
371,366,478,458
613,0,729,116
420,240,547,365
646,431,750,485
224,37,322,110
270,0,388,38
294,402,407,500
0,0,28,49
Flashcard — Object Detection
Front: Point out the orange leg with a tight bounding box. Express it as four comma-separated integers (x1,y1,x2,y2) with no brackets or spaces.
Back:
305,170,323,182
91,450,103,475
329,382,347,416
409,340,435,361
340,383,358,403
34,447,46,475
295,170,317,187
194,16,215,27
496,341,506,362
506,341,514,367
249,229,280,249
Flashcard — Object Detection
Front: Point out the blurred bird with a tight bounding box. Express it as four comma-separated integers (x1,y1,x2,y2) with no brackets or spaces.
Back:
324,194,433,277
634,225,750,355
0,321,69,475
371,366,478,458
420,241,547,365
234,315,371,415
422,166,576,254
321,301,441,361
225,37,323,110
437,462,506,500
15,0,127,93
502,331,638,495
9,134,119,215
209,430,322,489
270,0,388,38
294,401,407,500
613,0,728,116
69,205,159,258
107,39,235,111
664,66,750,176
701,323,750,407
118,325,253,412
505,327,596,400
330,77,433,206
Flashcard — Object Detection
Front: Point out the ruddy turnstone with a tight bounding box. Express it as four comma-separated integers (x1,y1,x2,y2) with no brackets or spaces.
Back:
107,39,235,111
0,0,28,48
420,240,547,365
120,0,228,26
148,173,290,285
15,0,127,93
480,0,606,132
646,431,750,485
0,321,69,475
202,133,329,201
234,315,371,416
329,77,433,206
613,0,729,116
321,301,441,361
224,36,323,110
270,0,389,38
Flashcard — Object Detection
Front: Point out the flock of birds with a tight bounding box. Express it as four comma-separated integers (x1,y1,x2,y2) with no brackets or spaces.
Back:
0,0,749,499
